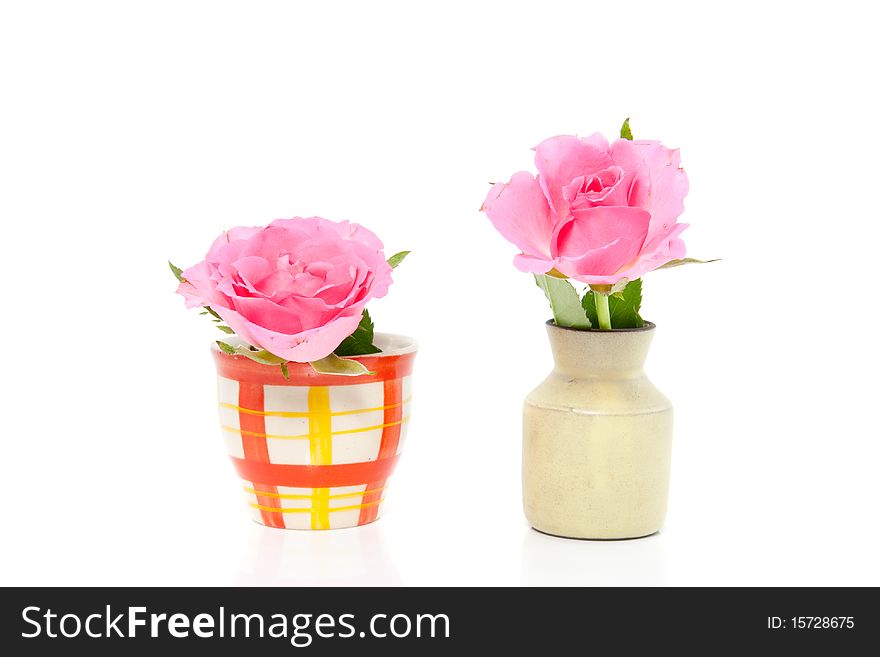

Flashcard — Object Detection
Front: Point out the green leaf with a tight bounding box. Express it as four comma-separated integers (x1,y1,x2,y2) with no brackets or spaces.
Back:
655,257,720,270
582,279,644,329
535,274,591,329
334,310,382,357
215,325,235,334
203,306,223,321
216,341,236,355
387,250,411,269
169,261,184,282
620,118,633,141
217,341,287,365
310,353,374,377
217,340,291,380
242,349,287,365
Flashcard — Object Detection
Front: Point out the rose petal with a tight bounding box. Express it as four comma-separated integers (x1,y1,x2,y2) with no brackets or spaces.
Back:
231,256,274,290
482,171,555,260
553,206,650,279
534,134,612,216
511,253,555,274
229,295,306,334
177,261,230,309
216,305,365,363
207,225,262,258
628,222,689,275
567,223,689,285
610,139,689,243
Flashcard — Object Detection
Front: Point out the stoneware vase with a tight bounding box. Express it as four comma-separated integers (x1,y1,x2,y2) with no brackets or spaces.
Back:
523,321,672,539
213,333,416,530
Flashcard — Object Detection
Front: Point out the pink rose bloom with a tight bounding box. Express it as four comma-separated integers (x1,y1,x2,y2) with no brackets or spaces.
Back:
482,133,689,285
176,217,392,362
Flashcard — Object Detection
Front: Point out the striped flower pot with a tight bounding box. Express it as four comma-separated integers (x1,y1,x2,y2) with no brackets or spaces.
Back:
213,334,416,530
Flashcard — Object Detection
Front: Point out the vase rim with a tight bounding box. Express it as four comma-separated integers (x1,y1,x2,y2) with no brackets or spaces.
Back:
545,319,656,333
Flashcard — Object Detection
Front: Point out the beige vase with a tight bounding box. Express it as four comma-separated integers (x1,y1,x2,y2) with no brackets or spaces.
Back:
523,321,673,539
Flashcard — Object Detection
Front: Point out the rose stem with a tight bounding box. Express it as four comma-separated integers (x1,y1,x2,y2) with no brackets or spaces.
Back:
595,292,612,330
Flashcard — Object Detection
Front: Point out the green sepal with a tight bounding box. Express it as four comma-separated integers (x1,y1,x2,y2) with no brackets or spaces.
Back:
309,353,374,376
387,251,411,269
217,341,291,379
217,341,285,365
169,261,184,282
655,258,720,270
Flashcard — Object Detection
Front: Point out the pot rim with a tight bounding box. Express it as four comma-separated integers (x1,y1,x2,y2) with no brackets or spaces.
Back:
545,319,656,333
211,331,418,359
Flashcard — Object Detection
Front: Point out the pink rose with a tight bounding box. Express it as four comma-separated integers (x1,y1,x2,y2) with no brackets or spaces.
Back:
176,217,392,362
482,133,689,285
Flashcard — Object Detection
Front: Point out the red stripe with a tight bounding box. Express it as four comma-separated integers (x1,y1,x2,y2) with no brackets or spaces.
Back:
238,382,285,528
359,378,403,525
214,350,415,386
230,455,400,488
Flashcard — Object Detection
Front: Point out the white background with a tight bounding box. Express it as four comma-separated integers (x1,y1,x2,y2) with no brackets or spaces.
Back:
2,0,878,586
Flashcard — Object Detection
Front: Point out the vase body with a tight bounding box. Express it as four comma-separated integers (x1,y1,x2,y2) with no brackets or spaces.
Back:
523,322,672,539
212,333,416,530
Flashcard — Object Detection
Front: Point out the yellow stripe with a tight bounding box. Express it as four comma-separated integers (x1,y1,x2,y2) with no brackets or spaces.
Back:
250,499,383,514
221,417,409,441
220,397,412,418
243,486,385,500
308,387,332,530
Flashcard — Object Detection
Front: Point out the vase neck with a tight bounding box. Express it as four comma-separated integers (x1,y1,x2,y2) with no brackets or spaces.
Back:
545,322,655,378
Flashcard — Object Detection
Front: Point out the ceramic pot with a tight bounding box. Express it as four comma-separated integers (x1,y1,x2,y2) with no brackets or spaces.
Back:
213,333,416,530
523,321,672,539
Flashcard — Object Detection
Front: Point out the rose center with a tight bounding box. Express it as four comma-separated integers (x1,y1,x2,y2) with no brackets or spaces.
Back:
583,175,606,194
